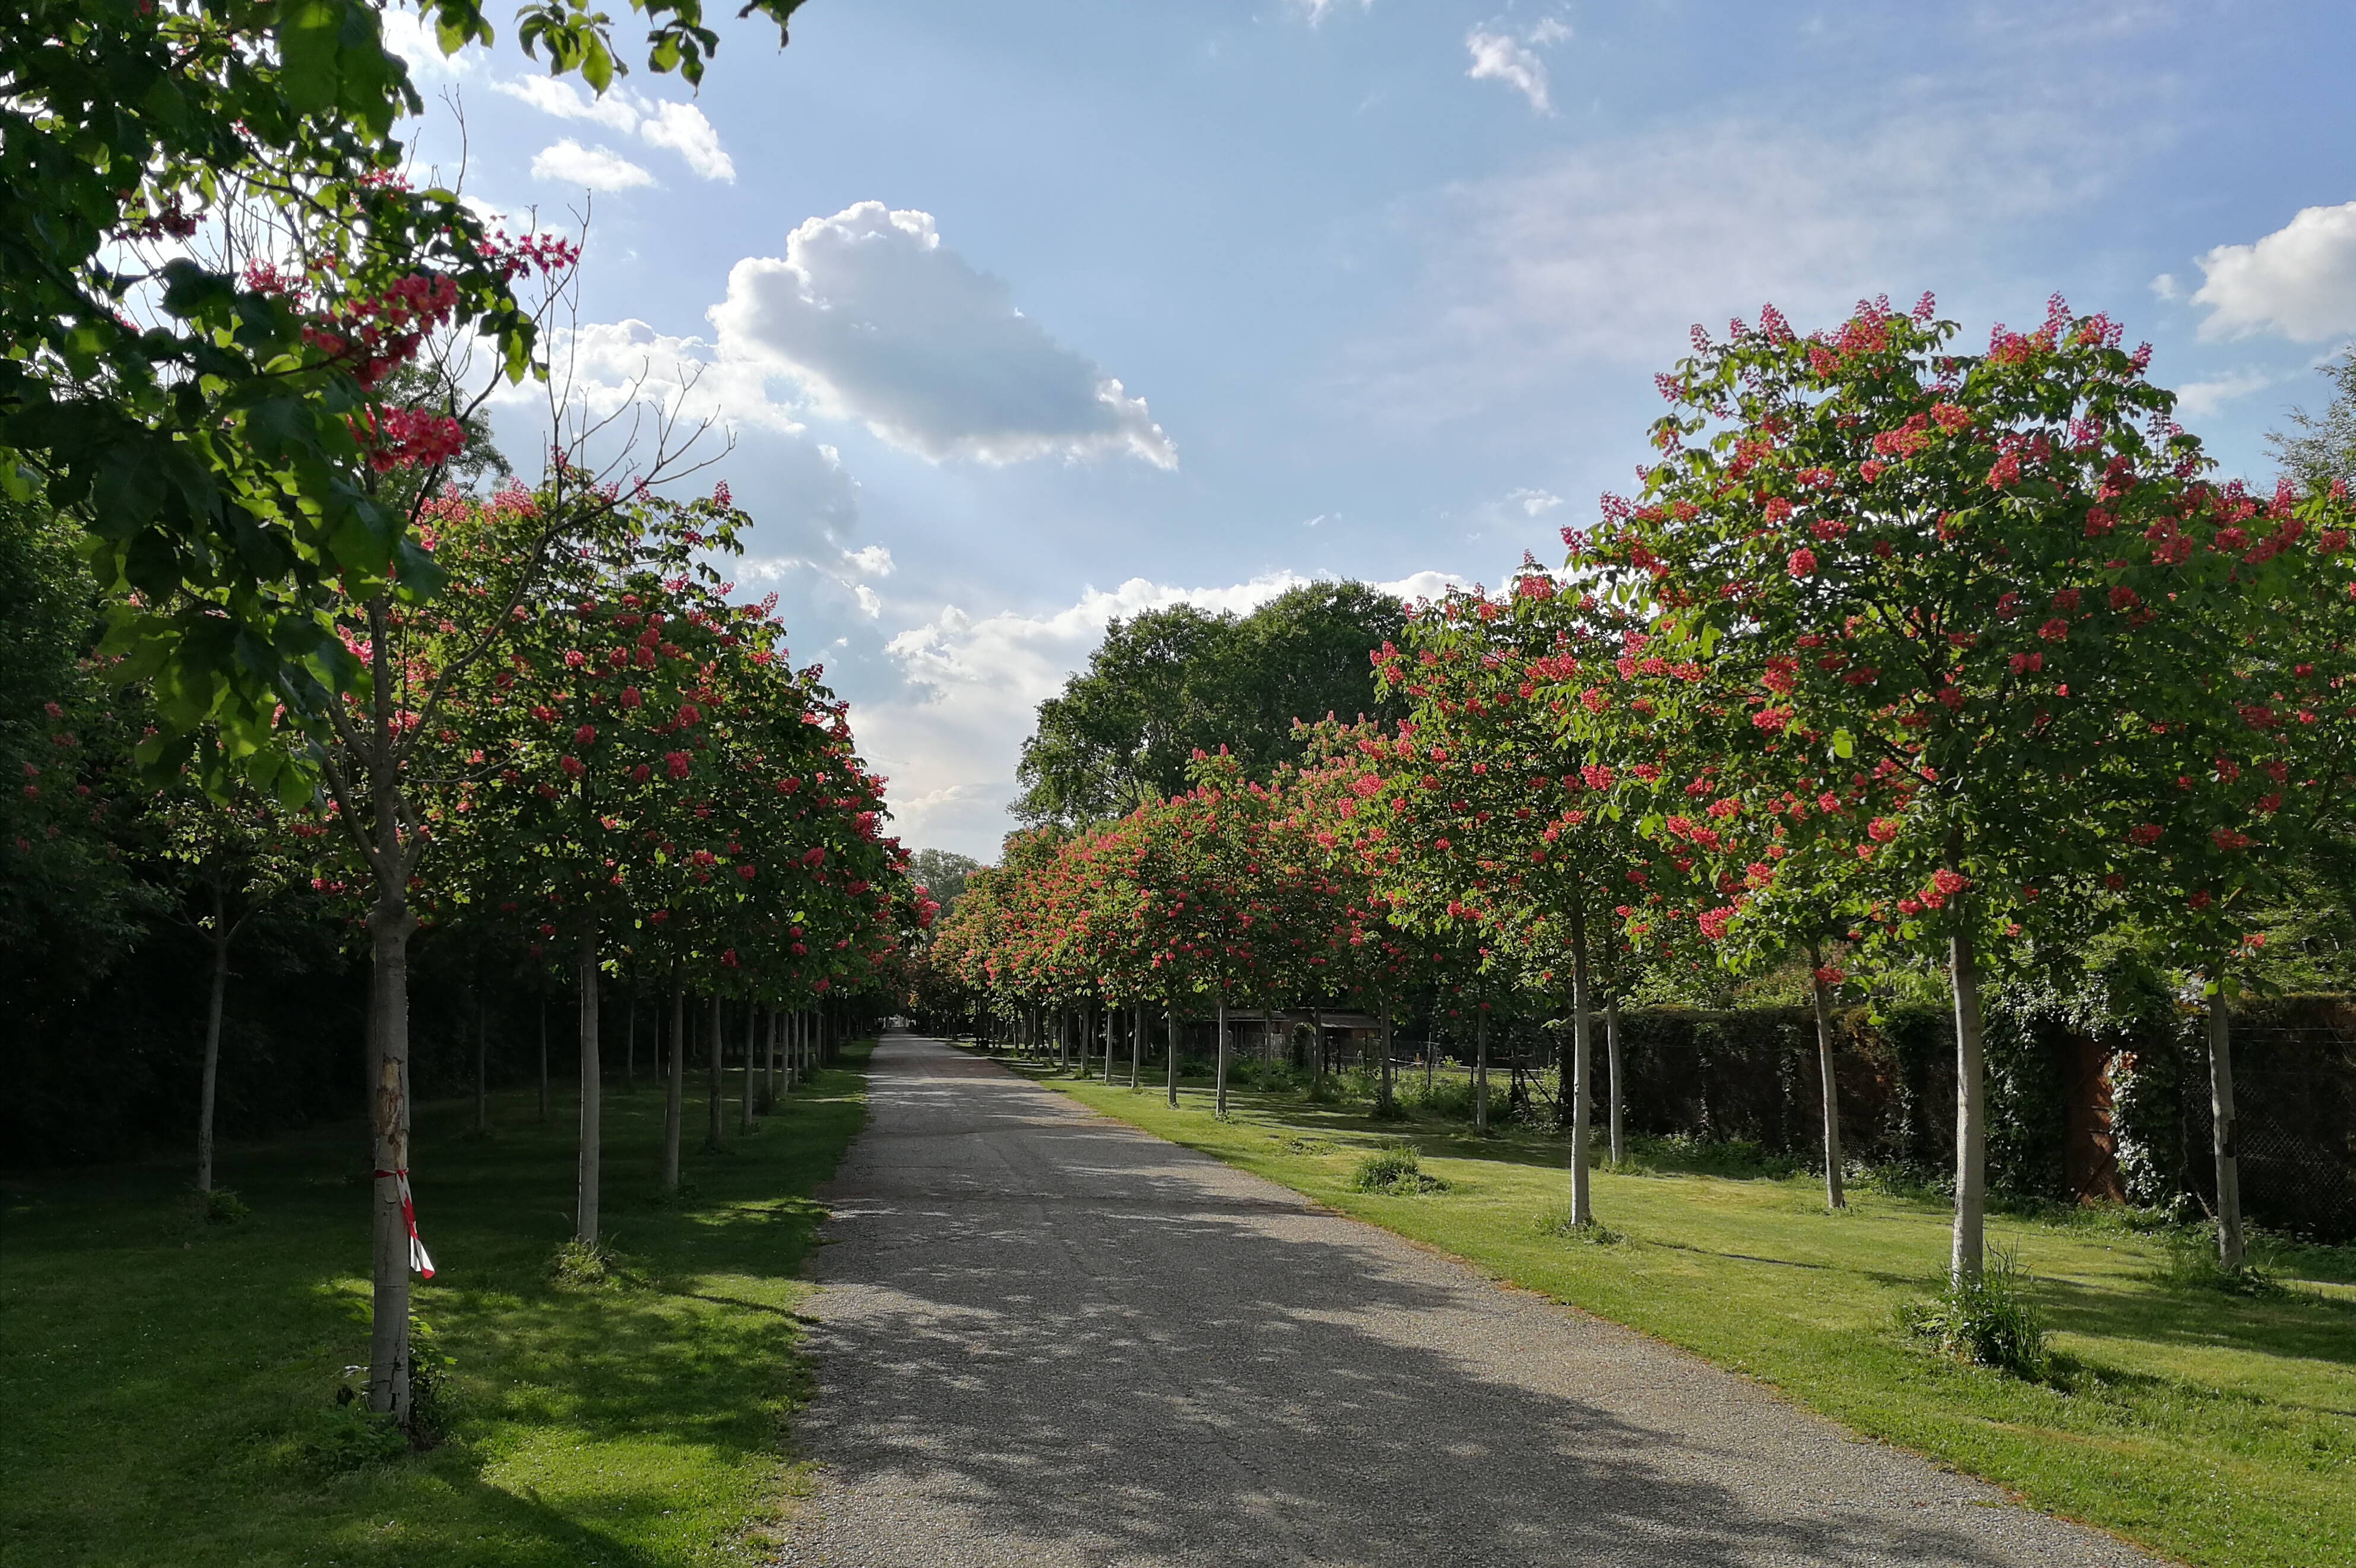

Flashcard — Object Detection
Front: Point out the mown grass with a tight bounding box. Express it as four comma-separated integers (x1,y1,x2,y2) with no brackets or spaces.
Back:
1012,1050,2356,1568
0,1045,871,1568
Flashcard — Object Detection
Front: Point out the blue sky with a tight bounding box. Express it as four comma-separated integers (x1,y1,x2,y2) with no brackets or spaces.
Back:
389,1,2356,860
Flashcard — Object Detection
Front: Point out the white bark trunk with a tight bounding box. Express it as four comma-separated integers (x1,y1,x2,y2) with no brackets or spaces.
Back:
196,915,229,1196
1167,1005,1180,1107
1605,994,1623,1168
1568,908,1593,1225
661,974,685,1191
1949,924,1988,1282
365,907,416,1423
2208,986,2246,1271
1215,997,1231,1117
1474,1001,1490,1135
1807,943,1845,1211
575,920,601,1245
739,1004,758,1132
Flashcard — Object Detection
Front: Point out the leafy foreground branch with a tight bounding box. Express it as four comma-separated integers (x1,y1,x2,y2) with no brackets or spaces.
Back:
1025,1062,2356,1568
0,1045,872,1568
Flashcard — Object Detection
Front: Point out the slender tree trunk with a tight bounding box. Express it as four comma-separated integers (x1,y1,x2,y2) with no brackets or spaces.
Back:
1058,1008,1071,1072
1130,1000,1142,1089
576,920,601,1245
739,1004,759,1133
1379,1009,1395,1112
474,990,488,1135
2208,983,2246,1271
196,914,230,1196
1807,940,1846,1211
705,994,725,1150
1605,994,1624,1167
365,904,417,1423
1949,924,1988,1282
1215,997,1231,1117
1167,1005,1180,1107
661,973,685,1192
1569,908,1592,1224
537,999,549,1122
1474,1000,1490,1135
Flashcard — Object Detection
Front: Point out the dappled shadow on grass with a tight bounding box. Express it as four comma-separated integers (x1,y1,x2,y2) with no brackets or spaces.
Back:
2035,1269,2356,1371
0,1048,872,1568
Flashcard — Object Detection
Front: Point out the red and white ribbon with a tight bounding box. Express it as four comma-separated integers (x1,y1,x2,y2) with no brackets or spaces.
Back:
373,1168,435,1278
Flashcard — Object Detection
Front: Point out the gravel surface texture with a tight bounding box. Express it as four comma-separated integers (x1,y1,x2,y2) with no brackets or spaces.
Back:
779,1034,2162,1567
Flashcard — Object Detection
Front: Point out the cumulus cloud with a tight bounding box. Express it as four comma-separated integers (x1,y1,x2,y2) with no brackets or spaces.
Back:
1509,487,1562,515
531,140,655,192
844,544,897,577
1466,29,1553,113
707,202,1177,467
638,100,736,182
2189,202,2356,341
2174,369,2276,418
495,76,734,181
859,568,1456,854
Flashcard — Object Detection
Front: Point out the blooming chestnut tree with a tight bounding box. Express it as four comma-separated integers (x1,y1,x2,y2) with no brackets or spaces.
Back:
1580,293,2356,1279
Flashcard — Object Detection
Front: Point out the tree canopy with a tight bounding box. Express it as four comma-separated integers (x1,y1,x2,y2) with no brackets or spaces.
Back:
1011,579,1407,825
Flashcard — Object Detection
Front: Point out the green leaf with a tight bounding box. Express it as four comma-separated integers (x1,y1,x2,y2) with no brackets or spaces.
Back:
277,0,346,115
1829,728,1854,760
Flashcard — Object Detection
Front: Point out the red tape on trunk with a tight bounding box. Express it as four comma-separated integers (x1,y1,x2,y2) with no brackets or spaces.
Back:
372,1168,435,1279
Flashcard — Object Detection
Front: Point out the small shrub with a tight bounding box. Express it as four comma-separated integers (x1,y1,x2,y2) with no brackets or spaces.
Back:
1350,1146,1447,1195
1368,1094,1408,1122
404,1313,458,1446
1535,1206,1624,1244
550,1238,615,1288
2148,1231,2289,1298
1901,1247,2049,1378
1404,1076,1477,1122
1623,1132,1798,1180
190,1187,248,1225
1850,1160,1951,1200
1303,1075,1342,1105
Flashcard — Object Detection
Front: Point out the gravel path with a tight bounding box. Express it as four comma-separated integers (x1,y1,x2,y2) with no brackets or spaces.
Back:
780,1034,2159,1567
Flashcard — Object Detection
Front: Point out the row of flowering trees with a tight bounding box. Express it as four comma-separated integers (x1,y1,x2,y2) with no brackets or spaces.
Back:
923,294,2356,1287
115,465,929,1430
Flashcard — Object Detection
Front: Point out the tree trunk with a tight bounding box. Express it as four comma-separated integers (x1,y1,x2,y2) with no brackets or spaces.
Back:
2209,984,2246,1271
625,996,636,1092
474,990,488,1136
661,973,685,1192
575,920,601,1245
767,1009,780,1102
1949,924,1988,1282
1214,997,1231,1117
1568,907,1592,1224
1130,1000,1142,1089
196,914,230,1196
1807,941,1846,1211
1379,1009,1395,1112
739,1004,758,1133
537,997,549,1122
1474,1000,1490,1135
1605,994,1624,1168
1167,1005,1180,1107
365,904,417,1423
705,993,725,1150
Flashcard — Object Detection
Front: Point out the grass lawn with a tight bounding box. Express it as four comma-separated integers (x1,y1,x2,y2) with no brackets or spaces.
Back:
1017,1052,2356,1568
0,1044,870,1568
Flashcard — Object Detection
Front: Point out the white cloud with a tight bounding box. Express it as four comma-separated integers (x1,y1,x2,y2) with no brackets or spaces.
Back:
495,74,641,132
1466,30,1551,114
853,584,884,617
494,77,734,182
1296,0,1372,22
2189,202,2356,342
2175,369,2275,418
381,7,480,80
861,568,1457,855
1528,18,1572,47
1509,487,1562,515
639,100,736,182
530,140,655,192
707,202,1177,467
844,544,897,577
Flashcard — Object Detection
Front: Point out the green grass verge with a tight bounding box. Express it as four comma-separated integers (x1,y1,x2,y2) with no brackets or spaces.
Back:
0,1045,872,1568
1011,1052,2355,1568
